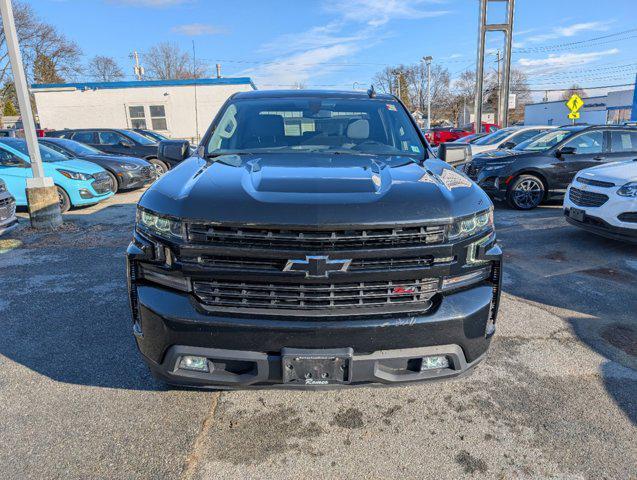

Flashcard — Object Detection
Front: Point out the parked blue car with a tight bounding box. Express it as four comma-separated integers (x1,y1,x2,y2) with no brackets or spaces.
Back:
0,138,114,212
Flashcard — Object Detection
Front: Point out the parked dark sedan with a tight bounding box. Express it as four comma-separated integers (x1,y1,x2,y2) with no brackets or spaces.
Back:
463,125,637,209
46,128,171,175
40,138,156,193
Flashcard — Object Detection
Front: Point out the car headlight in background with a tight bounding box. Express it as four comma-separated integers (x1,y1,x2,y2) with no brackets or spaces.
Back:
120,164,141,171
136,208,183,240
483,161,514,171
57,169,93,181
448,208,494,241
617,182,637,197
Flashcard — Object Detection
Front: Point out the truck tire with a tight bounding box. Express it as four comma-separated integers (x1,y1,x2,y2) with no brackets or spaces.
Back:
506,174,545,210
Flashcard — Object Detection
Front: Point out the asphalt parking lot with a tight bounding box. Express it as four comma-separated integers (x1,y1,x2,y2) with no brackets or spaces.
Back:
1,191,636,480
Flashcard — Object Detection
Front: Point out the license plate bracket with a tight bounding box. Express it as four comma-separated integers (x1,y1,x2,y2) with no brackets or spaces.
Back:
569,207,585,222
281,348,353,385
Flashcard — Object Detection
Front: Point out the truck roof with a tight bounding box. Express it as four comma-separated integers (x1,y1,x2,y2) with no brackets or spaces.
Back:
232,89,396,101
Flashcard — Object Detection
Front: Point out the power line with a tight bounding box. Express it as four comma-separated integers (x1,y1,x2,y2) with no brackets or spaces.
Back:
513,28,637,53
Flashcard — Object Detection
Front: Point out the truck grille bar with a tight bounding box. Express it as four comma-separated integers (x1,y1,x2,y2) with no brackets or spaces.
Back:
193,278,439,310
187,223,447,249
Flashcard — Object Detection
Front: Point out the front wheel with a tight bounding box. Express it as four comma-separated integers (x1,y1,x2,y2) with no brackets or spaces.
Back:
506,175,545,210
56,186,71,213
147,158,168,176
106,171,119,194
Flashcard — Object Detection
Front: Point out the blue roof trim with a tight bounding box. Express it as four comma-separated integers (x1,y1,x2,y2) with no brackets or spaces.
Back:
32,77,256,90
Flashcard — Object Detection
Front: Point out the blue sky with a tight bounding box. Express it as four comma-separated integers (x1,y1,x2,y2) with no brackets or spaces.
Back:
31,0,637,99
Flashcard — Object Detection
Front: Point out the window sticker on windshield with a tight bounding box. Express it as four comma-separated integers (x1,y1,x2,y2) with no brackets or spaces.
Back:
386,104,397,111
411,146,421,153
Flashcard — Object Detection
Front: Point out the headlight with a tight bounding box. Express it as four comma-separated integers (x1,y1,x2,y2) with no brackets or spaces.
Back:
617,182,637,197
57,169,93,181
121,164,140,171
136,207,183,240
483,161,514,171
0,182,5,193
448,208,494,241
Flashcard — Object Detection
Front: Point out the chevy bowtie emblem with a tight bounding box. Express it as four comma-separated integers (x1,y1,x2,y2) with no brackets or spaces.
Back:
283,256,352,278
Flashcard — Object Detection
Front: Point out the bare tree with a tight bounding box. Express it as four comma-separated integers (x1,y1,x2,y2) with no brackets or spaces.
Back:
88,55,124,82
0,1,82,84
561,84,586,100
143,42,205,80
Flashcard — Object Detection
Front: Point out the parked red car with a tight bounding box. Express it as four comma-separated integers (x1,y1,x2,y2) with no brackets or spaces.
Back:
424,123,499,146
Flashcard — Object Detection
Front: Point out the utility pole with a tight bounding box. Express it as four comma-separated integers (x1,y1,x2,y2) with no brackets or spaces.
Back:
495,49,501,123
474,0,515,131
0,0,61,228
424,56,433,130
192,41,200,143
131,51,144,80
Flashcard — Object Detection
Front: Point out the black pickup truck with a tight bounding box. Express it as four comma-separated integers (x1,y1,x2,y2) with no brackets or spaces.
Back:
126,89,502,388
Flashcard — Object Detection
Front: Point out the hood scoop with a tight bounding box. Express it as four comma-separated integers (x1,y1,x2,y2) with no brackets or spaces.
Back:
248,157,387,194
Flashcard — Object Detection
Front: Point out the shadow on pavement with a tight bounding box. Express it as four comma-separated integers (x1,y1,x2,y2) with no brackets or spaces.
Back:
494,203,637,425
0,201,165,391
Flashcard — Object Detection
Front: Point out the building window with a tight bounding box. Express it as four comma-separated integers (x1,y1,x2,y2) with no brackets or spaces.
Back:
129,106,147,129
150,105,167,131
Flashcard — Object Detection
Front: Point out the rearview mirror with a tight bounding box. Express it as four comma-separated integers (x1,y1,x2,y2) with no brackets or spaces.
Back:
159,140,191,164
556,146,576,158
438,143,472,167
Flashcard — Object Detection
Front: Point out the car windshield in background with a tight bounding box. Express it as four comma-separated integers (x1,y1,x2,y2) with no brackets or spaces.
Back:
53,139,102,156
123,130,157,146
0,138,70,162
514,129,571,152
207,97,425,157
472,128,515,146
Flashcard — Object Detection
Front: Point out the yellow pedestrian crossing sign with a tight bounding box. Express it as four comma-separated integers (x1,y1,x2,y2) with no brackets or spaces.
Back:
566,94,584,114
568,112,580,120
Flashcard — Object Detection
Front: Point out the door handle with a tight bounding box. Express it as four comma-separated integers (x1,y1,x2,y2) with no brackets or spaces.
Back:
593,156,606,161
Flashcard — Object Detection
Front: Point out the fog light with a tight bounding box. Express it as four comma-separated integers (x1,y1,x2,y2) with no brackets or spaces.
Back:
421,355,449,370
179,355,209,372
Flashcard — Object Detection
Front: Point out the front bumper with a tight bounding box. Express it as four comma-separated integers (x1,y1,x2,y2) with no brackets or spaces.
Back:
129,276,500,388
118,168,156,190
563,182,637,244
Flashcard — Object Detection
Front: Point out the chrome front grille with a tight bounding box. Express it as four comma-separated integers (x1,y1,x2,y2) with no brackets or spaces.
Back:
187,224,447,249
192,278,440,311
569,187,609,208
92,171,113,194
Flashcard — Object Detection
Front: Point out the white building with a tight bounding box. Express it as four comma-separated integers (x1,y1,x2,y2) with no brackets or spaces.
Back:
31,78,256,141
524,87,635,126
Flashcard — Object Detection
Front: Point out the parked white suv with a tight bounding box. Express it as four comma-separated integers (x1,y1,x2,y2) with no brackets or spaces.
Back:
470,126,553,155
564,159,637,244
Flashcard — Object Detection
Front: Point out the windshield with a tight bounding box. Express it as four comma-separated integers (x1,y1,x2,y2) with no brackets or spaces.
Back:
0,138,71,162
473,128,515,146
206,97,425,157
50,139,102,156
123,130,157,145
514,129,572,151
140,130,168,142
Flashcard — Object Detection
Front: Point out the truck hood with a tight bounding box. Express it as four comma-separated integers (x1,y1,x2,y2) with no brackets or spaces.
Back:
140,154,491,226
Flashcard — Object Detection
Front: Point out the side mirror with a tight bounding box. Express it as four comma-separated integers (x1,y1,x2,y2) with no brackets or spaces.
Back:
158,140,191,164
438,142,472,167
556,146,576,158
118,140,133,148
499,141,516,150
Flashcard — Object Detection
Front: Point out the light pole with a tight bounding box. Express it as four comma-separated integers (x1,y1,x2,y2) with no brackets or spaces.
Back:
423,56,433,130
0,0,62,228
